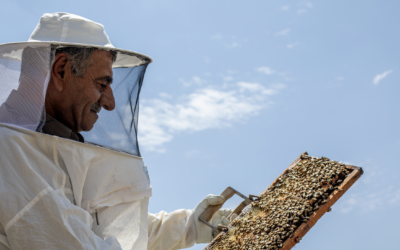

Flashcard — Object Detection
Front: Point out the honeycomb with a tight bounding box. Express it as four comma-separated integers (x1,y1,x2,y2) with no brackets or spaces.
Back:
208,155,352,250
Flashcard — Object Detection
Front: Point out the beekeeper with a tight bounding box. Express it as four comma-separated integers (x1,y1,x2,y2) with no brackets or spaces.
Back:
0,13,235,250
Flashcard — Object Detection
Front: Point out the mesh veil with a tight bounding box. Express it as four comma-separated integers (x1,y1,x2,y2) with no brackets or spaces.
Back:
82,65,148,156
0,43,149,156
0,44,51,131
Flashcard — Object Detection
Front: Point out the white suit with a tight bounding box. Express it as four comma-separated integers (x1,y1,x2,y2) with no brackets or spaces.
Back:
0,12,232,250
0,123,197,250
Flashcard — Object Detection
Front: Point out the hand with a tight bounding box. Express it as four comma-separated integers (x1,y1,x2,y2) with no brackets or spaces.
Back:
193,194,238,244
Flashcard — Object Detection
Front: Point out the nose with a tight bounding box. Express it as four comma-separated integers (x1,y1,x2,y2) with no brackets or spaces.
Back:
99,85,115,111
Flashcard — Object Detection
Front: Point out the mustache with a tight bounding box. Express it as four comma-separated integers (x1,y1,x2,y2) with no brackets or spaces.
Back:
90,102,101,113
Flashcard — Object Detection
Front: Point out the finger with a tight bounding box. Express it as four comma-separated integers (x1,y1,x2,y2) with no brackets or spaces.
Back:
197,194,224,210
222,209,233,217
221,216,230,226
212,208,232,218
205,195,225,206
230,213,238,221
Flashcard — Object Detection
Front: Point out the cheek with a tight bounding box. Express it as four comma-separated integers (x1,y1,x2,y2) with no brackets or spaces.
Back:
80,84,102,104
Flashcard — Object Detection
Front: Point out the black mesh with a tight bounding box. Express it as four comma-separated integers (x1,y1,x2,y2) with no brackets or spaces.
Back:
82,64,148,156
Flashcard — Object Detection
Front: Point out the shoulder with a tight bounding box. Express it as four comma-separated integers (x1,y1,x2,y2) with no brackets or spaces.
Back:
0,123,65,202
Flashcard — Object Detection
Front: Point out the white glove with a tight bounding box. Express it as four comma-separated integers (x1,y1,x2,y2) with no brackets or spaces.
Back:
193,194,238,244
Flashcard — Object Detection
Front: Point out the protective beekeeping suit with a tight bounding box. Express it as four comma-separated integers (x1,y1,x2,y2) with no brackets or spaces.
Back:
0,13,234,250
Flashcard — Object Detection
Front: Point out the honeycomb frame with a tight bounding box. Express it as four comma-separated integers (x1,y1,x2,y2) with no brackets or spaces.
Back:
204,152,363,250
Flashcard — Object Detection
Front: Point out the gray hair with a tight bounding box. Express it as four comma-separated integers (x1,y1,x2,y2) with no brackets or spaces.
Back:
55,47,117,77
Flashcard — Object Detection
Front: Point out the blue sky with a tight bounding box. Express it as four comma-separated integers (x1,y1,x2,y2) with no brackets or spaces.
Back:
1,1,399,249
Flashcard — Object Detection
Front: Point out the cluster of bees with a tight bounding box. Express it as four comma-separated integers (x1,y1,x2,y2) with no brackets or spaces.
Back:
208,155,351,250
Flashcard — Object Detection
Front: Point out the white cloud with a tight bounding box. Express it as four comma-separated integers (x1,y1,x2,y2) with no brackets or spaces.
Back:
276,28,291,36
138,83,284,151
300,2,313,8
256,66,276,75
298,9,307,15
211,33,222,40
158,92,172,99
336,76,345,81
373,70,392,85
108,132,130,149
278,72,293,81
222,75,234,82
297,2,313,14
298,9,307,14
237,82,285,96
335,159,400,214
221,70,235,82
186,150,200,158
226,42,239,49
337,185,400,214
286,42,299,49
281,5,290,11
180,76,206,87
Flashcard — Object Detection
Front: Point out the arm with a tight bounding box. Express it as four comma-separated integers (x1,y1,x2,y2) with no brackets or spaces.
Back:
147,195,235,250
148,209,197,250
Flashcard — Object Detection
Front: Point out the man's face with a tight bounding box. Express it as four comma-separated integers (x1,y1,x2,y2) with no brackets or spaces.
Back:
49,50,115,133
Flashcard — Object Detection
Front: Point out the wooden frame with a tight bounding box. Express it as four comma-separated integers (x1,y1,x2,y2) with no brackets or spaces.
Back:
204,152,363,250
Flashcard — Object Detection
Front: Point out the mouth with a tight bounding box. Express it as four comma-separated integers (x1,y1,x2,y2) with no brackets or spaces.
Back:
90,102,102,114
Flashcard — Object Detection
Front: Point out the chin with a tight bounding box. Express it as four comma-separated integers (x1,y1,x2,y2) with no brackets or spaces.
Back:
81,120,97,132
81,124,95,132
81,112,99,132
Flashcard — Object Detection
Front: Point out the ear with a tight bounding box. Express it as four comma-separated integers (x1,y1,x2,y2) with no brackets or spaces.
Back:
51,53,71,92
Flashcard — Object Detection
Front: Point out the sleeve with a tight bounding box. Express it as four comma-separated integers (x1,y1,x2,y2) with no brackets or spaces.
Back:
3,187,122,250
147,209,197,250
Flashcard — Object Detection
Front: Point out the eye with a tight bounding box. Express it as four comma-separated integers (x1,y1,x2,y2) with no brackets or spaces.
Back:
95,81,107,89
